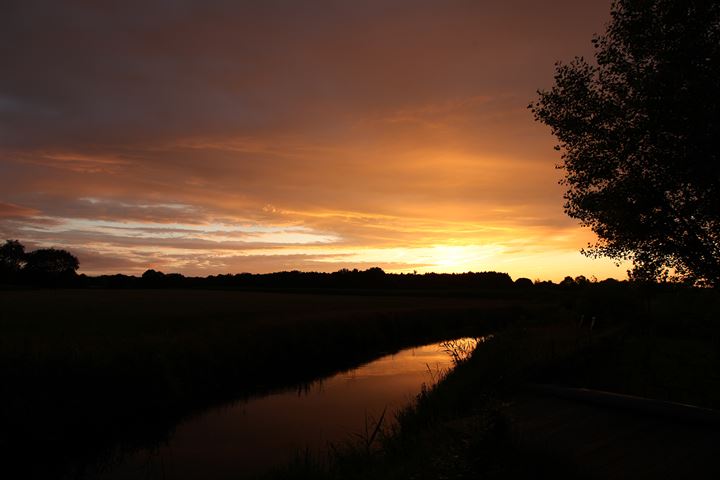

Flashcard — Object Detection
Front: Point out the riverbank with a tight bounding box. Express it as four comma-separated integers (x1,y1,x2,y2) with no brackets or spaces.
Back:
265,287,720,479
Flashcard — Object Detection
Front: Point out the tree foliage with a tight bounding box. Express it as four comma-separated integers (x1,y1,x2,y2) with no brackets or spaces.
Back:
0,240,80,283
530,0,720,285
0,239,26,278
0,240,25,282
24,248,80,276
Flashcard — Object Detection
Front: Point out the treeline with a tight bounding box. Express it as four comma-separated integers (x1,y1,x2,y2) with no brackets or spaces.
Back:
103,267,520,290
1,239,627,290
0,240,79,285
92,270,626,291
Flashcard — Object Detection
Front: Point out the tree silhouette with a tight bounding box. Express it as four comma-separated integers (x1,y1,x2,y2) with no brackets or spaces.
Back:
24,248,79,278
0,239,26,280
530,0,720,285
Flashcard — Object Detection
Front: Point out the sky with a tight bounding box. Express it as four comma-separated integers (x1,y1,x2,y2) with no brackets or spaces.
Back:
0,0,627,281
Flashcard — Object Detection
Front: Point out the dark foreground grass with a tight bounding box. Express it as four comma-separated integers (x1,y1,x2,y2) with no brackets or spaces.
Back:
264,288,720,479
3,286,717,479
0,288,528,478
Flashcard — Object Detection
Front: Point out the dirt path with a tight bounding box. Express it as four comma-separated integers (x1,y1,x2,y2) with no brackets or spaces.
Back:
506,387,720,479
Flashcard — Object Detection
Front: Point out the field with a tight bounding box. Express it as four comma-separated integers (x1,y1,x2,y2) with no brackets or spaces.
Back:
2,286,719,479
0,288,522,478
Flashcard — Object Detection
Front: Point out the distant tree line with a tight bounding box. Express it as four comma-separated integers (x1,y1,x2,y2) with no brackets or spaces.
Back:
79,270,633,291
135,267,518,290
0,240,79,285
1,239,636,290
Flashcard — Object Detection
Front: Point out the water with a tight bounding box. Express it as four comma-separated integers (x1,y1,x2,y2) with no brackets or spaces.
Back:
96,337,481,479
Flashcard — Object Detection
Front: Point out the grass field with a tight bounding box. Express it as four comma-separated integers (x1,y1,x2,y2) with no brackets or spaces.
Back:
3,286,718,479
0,288,524,478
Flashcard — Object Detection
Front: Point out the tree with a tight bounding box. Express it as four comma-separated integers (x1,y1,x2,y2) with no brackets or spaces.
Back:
514,277,534,288
574,275,590,286
142,269,165,280
0,239,26,279
530,0,720,286
24,248,79,277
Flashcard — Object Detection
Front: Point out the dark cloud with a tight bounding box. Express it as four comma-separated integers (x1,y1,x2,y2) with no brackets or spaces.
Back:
0,201,39,218
1,0,609,147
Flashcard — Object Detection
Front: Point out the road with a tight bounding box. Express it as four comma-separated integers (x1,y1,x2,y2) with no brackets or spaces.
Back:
507,386,720,479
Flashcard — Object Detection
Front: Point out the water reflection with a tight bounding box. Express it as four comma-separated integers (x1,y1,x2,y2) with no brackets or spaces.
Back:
95,337,482,479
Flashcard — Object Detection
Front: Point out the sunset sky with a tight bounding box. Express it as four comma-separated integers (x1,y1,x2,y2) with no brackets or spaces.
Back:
0,0,627,281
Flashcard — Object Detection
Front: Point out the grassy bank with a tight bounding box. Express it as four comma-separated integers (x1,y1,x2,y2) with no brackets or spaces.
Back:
263,302,578,479
0,289,526,478
265,287,720,479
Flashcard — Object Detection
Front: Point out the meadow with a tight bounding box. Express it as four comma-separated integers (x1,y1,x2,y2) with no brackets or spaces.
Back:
2,285,719,478
0,288,522,478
